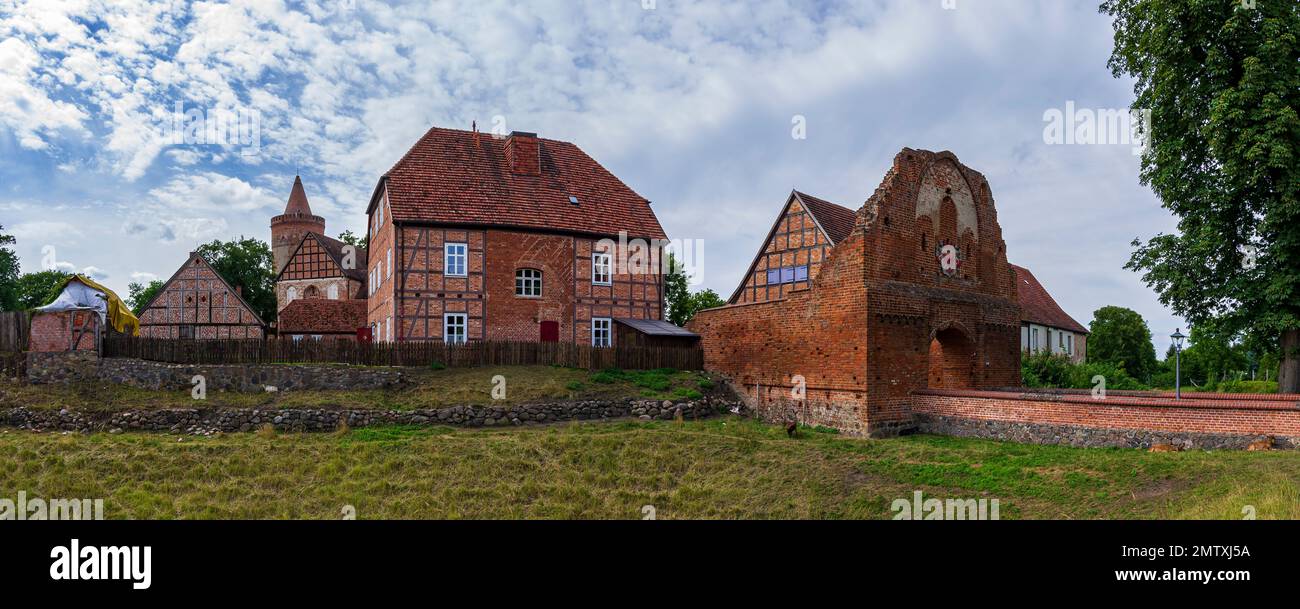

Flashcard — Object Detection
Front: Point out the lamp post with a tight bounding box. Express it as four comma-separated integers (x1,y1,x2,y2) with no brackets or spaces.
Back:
1171,329,1186,400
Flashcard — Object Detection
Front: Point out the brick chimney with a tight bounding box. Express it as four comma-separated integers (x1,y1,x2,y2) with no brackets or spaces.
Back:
504,131,540,176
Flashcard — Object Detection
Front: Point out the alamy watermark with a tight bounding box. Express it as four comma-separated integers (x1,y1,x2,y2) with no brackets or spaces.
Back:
1,491,104,520
892,490,1000,520
594,231,706,286
1043,101,1150,155
161,101,261,157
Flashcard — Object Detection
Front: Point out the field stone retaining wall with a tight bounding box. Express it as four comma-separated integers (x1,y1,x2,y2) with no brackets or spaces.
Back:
28,353,404,392
1,397,737,435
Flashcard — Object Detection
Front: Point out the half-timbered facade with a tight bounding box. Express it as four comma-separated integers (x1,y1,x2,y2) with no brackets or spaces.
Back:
138,253,265,339
275,232,368,313
729,190,858,304
364,127,668,345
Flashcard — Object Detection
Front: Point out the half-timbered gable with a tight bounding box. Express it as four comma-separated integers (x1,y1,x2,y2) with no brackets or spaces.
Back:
138,253,265,339
730,190,857,304
275,232,368,312
365,126,668,345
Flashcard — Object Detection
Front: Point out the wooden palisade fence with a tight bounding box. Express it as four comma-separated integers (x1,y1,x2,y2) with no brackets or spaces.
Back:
0,311,29,378
103,336,704,371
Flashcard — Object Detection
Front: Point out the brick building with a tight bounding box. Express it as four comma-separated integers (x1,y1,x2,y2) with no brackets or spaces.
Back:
278,299,367,341
270,176,326,275
362,127,668,345
274,232,368,312
689,149,1022,436
1012,264,1088,362
138,252,265,339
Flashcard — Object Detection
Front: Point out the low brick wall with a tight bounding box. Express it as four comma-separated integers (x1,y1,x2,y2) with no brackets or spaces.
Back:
27,353,404,392
912,389,1300,450
0,397,738,434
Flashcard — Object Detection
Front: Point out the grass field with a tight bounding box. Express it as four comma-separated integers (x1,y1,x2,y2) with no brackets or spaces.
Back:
0,366,715,412
1,417,1296,519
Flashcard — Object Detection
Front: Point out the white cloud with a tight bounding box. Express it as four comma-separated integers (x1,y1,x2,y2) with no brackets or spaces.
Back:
0,1,1187,352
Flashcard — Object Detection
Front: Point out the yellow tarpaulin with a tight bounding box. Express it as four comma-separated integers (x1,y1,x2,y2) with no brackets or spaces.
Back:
39,275,141,336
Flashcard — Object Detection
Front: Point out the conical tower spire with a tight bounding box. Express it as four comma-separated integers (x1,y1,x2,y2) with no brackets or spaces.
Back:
284,175,312,215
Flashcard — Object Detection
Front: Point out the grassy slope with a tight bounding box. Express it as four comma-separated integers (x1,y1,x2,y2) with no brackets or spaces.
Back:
0,366,715,412
1,418,1295,519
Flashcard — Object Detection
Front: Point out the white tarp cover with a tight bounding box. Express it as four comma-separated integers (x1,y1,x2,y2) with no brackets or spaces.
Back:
35,279,108,322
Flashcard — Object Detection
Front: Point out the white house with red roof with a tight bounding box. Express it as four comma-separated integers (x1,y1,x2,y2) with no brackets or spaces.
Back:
1012,264,1088,362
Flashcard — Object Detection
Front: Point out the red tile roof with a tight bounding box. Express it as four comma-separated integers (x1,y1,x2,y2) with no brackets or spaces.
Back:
284,175,313,215
1011,264,1088,334
794,191,857,244
278,299,367,334
378,127,667,240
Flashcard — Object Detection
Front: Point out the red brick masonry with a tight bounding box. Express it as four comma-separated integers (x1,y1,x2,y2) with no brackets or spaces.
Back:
912,388,1300,448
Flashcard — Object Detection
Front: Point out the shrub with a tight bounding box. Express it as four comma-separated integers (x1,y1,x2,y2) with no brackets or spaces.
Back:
429,361,446,371
565,381,585,392
697,379,714,391
1215,379,1278,394
1022,353,1148,390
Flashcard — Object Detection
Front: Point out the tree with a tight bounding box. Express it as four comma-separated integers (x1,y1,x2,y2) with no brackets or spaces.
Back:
677,290,727,327
126,280,165,316
338,230,368,250
1102,0,1300,391
0,225,20,311
662,253,726,326
663,252,690,325
14,270,70,310
1087,306,1159,381
195,237,277,323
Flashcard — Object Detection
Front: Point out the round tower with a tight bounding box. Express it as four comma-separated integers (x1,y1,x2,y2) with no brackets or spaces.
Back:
270,176,325,274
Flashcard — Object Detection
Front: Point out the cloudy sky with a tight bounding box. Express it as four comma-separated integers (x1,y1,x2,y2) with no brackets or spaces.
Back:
0,0,1186,353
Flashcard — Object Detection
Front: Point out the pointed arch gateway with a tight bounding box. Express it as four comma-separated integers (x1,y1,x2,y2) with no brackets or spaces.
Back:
927,322,976,389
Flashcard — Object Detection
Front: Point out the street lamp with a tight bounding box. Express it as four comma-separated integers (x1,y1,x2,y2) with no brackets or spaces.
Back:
1171,329,1186,400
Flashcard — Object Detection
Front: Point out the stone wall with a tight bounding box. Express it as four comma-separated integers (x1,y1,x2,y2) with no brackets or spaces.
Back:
912,388,1300,450
28,354,403,393
1,396,737,434
26,351,100,384
98,358,404,392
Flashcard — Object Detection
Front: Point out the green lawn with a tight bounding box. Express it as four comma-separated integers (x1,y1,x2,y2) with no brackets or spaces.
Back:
1,418,1295,519
0,366,715,412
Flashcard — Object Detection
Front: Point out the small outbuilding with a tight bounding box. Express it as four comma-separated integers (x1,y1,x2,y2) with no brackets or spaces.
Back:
28,275,139,353
613,318,700,348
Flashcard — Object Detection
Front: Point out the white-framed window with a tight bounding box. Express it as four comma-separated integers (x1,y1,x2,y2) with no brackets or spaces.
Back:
311,335,322,341
444,313,467,344
291,335,304,343
368,269,375,295
327,284,339,299
515,268,542,297
387,247,393,278
445,243,467,276
386,316,393,342
592,252,612,285
287,286,297,301
591,317,612,347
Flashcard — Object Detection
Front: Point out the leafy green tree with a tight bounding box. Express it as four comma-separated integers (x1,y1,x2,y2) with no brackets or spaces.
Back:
1087,306,1159,381
0,226,20,311
663,252,690,325
1103,0,1300,391
677,289,727,327
338,230,368,249
14,270,70,310
195,237,277,323
126,280,165,316
662,253,727,326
